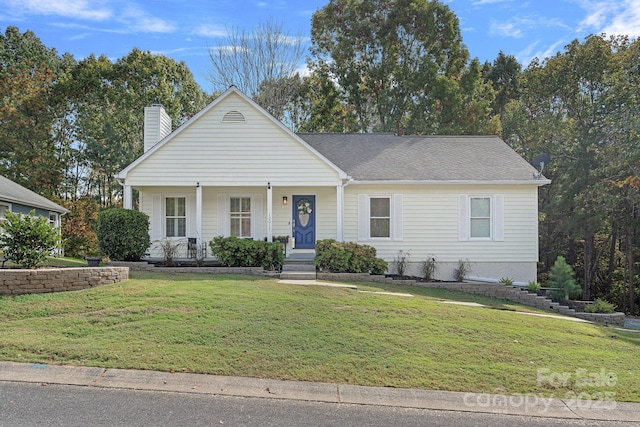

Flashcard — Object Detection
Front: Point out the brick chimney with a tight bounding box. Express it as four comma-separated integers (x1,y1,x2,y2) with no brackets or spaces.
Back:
144,104,172,152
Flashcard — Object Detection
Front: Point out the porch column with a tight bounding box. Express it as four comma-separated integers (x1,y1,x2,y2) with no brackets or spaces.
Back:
123,185,132,209
336,185,344,241
267,182,273,242
196,183,202,245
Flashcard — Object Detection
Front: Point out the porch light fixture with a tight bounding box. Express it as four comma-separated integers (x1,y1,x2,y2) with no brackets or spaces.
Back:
282,196,288,205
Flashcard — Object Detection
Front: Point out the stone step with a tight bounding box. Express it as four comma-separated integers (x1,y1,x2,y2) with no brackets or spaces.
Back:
281,263,316,272
279,272,317,280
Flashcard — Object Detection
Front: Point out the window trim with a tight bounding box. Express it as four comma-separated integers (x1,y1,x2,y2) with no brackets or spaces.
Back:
358,194,403,241
369,196,391,239
165,196,187,238
458,194,504,242
469,196,492,240
229,195,252,238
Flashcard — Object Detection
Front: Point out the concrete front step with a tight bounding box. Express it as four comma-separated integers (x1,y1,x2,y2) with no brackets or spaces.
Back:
281,263,315,272
280,272,317,280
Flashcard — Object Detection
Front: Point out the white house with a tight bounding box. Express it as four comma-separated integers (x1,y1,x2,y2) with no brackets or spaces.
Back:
116,86,550,282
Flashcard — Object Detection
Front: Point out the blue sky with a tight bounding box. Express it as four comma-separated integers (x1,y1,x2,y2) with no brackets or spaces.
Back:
1,0,639,92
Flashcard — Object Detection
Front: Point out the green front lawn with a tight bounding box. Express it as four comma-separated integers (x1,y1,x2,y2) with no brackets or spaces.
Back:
0,271,638,401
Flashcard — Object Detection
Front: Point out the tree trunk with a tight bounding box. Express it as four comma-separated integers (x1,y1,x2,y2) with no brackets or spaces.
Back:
582,234,594,301
627,222,635,314
605,225,617,295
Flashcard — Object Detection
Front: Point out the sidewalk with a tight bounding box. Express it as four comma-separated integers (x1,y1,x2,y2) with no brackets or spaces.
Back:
0,361,638,422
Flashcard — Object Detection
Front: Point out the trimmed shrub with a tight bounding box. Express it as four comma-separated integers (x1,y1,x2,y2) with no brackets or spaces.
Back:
315,239,387,275
209,236,284,270
585,298,616,314
96,208,150,261
0,210,59,268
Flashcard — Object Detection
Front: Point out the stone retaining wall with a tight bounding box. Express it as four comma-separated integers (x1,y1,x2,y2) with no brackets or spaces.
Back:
317,273,625,326
0,267,129,295
106,261,264,275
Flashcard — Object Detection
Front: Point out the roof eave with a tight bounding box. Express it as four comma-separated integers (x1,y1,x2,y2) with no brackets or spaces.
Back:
348,179,552,186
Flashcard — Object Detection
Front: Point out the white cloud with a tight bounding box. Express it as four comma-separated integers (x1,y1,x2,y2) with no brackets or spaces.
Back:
517,39,565,66
193,24,228,38
490,15,570,39
577,0,640,37
117,4,176,33
2,0,111,21
490,20,523,38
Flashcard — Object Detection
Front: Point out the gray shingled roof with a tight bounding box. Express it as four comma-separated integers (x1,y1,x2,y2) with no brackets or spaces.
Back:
0,175,67,213
298,133,540,181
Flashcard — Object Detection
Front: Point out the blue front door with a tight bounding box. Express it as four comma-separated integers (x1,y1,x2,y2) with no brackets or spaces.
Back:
293,195,315,249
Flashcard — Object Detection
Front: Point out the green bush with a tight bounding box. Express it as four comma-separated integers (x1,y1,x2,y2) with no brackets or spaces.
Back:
585,298,616,314
209,236,283,270
547,255,582,301
315,239,387,274
527,281,540,292
96,208,150,261
0,210,60,268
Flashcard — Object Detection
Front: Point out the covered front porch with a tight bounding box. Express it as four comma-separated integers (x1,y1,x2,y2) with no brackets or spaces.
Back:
122,182,346,260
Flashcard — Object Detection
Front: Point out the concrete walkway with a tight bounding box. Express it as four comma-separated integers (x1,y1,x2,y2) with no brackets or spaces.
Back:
0,361,638,422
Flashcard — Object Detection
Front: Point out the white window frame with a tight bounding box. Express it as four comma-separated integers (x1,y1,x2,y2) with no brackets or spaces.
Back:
217,193,263,240
358,194,403,241
229,196,252,238
369,196,391,239
469,196,492,240
165,196,187,238
458,194,504,242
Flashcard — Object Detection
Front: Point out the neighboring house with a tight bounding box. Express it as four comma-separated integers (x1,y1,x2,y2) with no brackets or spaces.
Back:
0,175,68,255
116,86,550,282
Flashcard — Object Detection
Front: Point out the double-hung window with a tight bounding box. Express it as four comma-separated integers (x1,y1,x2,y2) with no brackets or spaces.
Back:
370,197,391,238
458,194,504,241
230,196,251,238
165,197,186,237
358,194,403,241
470,197,491,238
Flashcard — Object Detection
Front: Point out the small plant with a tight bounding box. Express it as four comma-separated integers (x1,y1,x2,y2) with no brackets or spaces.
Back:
158,239,182,266
499,277,514,286
454,258,471,282
527,281,540,292
547,255,581,301
420,255,437,282
585,298,616,314
0,210,60,268
393,250,411,277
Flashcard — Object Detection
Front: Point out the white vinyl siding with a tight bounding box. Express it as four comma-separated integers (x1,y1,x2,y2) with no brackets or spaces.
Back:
357,194,403,241
345,185,534,264
125,92,343,187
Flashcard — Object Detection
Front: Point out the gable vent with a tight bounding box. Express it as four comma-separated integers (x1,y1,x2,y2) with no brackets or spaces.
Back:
222,111,246,122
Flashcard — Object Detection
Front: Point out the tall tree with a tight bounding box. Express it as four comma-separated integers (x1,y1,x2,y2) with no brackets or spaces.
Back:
483,51,521,120
64,49,207,205
0,26,68,197
310,0,476,134
502,35,639,308
206,18,305,108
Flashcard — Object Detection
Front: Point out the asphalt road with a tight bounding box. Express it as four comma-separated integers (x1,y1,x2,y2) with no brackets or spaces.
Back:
0,382,634,427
